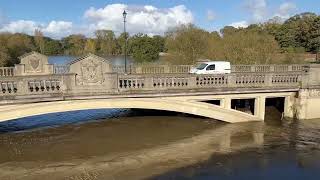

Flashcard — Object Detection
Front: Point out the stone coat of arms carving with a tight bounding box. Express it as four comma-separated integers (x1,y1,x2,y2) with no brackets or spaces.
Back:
25,56,43,73
77,59,104,85
29,58,40,70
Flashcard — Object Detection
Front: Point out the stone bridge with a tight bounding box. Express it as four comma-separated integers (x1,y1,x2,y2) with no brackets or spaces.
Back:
0,51,320,123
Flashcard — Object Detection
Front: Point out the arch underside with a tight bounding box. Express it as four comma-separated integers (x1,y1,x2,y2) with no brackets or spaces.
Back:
0,98,261,123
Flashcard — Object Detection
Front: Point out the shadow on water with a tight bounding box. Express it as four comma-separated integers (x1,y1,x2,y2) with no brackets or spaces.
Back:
0,109,207,133
0,109,133,133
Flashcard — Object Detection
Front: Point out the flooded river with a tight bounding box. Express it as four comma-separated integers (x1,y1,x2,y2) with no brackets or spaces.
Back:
0,109,319,180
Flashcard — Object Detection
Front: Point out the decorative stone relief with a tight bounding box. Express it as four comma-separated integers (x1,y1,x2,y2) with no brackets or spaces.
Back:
308,89,320,97
68,53,112,87
18,51,51,75
76,59,104,85
26,55,43,73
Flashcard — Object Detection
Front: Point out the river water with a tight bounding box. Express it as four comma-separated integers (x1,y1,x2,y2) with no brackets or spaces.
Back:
0,108,319,180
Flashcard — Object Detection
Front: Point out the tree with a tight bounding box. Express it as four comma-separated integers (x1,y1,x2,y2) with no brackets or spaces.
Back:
116,32,129,55
43,39,62,55
61,34,86,56
152,35,166,53
34,29,45,53
220,26,238,36
84,39,97,54
309,16,320,52
273,12,319,52
95,30,117,55
165,24,210,64
130,34,160,63
219,30,281,64
0,46,10,67
6,33,35,65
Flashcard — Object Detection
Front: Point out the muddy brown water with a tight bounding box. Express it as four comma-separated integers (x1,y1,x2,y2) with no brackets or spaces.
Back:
0,108,319,180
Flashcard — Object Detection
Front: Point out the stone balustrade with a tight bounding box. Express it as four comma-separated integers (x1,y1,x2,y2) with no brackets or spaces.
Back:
116,72,303,92
0,67,15,77
0,75,64,96
0,71,304,98
6,63,305,76
54,65,70,74
111,64,307,74
112,65,192,74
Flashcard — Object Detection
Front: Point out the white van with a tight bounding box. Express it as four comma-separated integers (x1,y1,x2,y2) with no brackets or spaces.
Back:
189,61,231,74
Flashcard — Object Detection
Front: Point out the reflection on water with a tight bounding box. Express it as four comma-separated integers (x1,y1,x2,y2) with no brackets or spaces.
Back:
0,109,319,180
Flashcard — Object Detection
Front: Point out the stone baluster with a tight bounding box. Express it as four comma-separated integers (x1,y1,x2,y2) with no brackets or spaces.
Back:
265,73,273,87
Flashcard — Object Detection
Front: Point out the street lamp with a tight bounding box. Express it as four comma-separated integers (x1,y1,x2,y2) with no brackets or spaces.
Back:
123,10,127,74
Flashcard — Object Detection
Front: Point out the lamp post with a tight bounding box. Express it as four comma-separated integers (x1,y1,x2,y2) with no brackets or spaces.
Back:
123,10,127,74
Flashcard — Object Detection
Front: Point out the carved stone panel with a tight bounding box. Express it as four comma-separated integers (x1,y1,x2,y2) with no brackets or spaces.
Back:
69,54,112,86
26,56,43,73
19,52,50,75
77,59,104,85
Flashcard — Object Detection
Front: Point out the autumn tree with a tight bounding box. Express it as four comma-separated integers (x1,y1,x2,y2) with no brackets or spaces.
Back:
34,29,45,53
6,33,35,65
84,39,97,54
61,34,86,56
218,30,281,64
165,24,210,64
0,46,10,66
95,30,118,55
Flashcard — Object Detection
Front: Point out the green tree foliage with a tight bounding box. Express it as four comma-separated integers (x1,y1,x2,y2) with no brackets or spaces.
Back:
61,34,86,56
271,12,320,52
0,45,10,67
43,39,62,55
95,30,118,55
165,24,210,64
129,34,161,63
152,35,166,53
6,33,35,65
116,32,128,55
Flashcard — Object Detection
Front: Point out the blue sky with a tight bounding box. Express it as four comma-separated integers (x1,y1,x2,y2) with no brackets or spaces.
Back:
0,0,319,38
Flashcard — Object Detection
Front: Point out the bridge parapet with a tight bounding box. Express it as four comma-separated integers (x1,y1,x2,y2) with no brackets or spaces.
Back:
0,67,14,77
111,64,307,74
0,74,67,97
0,71,304,99
117,72,302,92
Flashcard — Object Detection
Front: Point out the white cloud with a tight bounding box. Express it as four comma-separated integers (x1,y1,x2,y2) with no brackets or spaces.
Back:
42,21,73,37
0,20,38,34
0,4,193,38
0,20,73,39
245,0,268,22
84,4,194,36
229,21,249,28
274,2,297,19
207,10,216,21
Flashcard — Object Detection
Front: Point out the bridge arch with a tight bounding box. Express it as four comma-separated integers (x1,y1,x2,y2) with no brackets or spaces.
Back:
0,98,261,123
